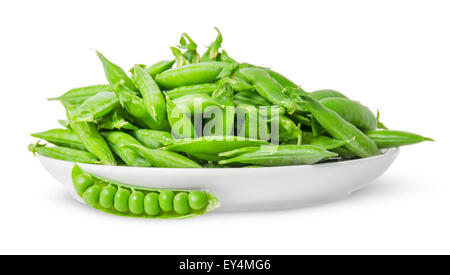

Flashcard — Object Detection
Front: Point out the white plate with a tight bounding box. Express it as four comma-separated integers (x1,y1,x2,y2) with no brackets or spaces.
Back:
38,148,399,212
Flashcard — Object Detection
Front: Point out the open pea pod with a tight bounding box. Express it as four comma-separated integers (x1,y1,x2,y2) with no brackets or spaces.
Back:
72,165,220,219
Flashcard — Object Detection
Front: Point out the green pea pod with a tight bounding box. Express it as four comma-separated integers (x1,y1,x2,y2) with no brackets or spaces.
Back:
209,82,235,136
155,62,238,90
310,89,347,100
131,129,173,149
97,109,138,131
166,83,218,99
235,103,271,141
364,130,434,149
64,103,116,165
31,128,85,150
71,92,119,122
237,67,297,114
29,142,98,164
101,132,151,167
265,69,298,88
132,65,167,127
123,144,201,168
299,95,379,158
311,116,326,137
165,136,270,156
218,146,261,158
165,94,196,139
72,165,219,219
234,91,271,106
115,83,170,131
302,132,348,150
172,94,224,114
224,77,254,92
96,51,137,93
48,84,113,105
288,113,311,127
332,147,357,160
219,145,338,166
146,60,175,77
320,97,377,130
279,116,302,145
200,27,223,62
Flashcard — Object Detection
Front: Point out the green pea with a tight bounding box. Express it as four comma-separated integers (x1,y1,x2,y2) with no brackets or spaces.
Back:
188,191,208,210
159,191,174,212
129,191,145,215
82,186,101,206
99,185,117,209
73,174,93,194
173,192,190,215
144,193,161,216
114,188,130,212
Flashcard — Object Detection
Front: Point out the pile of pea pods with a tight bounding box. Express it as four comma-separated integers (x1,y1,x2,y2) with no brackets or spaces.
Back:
29,28,433,169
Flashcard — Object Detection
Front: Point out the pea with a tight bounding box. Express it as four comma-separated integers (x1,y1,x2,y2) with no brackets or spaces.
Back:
82,186,101,206
129,191,144,215
114,188,130,213
173,192,190,215
99,185,117,209
159,191,175,212
188,191,208,210
73,174,93,194
144,193,160,216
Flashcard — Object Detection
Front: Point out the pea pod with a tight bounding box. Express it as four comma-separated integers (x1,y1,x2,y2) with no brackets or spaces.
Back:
28,142,98,164
166,83,217,99
208,83,235,136
146,60,175,77
237,67,297,114
310,89,347,100
165,136,270,156
219,145,338,166
31,128,85,150
265,69,298,88
131,65,167,127
124,144,202,168
364,130,434,148
72,165,219,219
298,95,379,158
155,62,238,90
279,115,302,145
48,84,113,105
234,91,271,107
172,94,224,114
320,97,377,130
71,92,119,122
96,51,137,93
165,94,197,139
101,131,151,167
131,129,173,149
97,109,138,131
64,103,116,165
235,103,271,141
302,132,348,150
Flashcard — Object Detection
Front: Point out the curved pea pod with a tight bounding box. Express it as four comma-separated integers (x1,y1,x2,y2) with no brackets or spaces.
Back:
320,97,377,131
364,130,434,149
114,83,170,131
71,166,220,219
237,67,297,114
155,62,238,90
165,136,270,157
132,65,168,127
165,94,196,139
200,27,223,62
172,94,224,114
71,91,119,122
31,128,85,150
28,143,98,164
48,84,113,105
131,129,173,149
310,89,347,100
124,144,202,168
96,51,137,93
166,83,218,99
299,95,379,158
302,132,348,150
219,145,338,166
234,91,271,107
101,131,151,167
64,102,116,165
146,60,175,77
265,69,298,88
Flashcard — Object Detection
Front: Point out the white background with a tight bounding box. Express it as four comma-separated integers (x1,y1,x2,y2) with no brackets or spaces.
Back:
0,0,448,255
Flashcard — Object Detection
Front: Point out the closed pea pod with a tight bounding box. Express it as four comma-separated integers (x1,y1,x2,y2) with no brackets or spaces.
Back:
365,129,434,148
165,94,196,139
48,84,113,105
173,192,190,215
166,83,218,99
310,89,347,100
234,91,271,107
71,91,119,122
28,142,98,164
96,51,137,93
144,193,161,216
131,129,173,149
128,190,145,215
146,60,175,77
101,131,151,167
98,109,138,131
114,188,130,213
302,132,348,150
99,185,117,209
265,69,298,88
172,93,224,114
31,128,85,150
